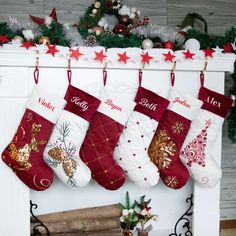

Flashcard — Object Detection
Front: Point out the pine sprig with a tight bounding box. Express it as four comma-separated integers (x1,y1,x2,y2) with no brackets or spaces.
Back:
227,61,236,143
0,22,16,39
36,21,69,46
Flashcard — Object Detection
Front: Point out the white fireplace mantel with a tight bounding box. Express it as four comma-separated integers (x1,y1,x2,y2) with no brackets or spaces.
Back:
0,47,235,236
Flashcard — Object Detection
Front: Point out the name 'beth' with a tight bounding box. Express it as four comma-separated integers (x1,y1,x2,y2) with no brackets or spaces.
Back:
138,98,157,111
38,97,55,111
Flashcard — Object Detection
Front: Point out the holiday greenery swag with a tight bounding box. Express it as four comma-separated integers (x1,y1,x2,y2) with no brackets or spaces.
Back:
0,1,235,142
119,191,157,235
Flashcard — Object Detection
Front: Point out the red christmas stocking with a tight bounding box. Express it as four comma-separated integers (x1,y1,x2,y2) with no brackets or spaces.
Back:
80,88,136,190
148,87,203,189
1,86,66,191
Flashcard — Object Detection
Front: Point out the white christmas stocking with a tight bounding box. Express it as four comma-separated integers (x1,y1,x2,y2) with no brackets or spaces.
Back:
114,86,169,187
180,86,233,187
44,85,101,189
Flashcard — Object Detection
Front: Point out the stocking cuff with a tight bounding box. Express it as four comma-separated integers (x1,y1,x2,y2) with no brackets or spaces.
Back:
168,87,203,121
26,86,66,124
134,86,169,122
64,85,101,122
198,86,233,118
97,88,136,125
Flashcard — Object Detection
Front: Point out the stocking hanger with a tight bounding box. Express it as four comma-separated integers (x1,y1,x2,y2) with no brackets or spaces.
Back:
200,57,208,87
67,57,72,84
138,62,145,87
103,61,108,86
170,60,176,86
33,50,40,84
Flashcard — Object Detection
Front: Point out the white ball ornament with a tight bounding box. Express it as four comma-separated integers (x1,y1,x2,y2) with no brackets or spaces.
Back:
92,9,97,14
184,38,201,51
142,39,153,49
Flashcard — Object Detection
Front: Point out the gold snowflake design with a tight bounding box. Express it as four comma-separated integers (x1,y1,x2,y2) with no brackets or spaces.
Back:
171,122,184,134
148,130,177,169
164,176,179,188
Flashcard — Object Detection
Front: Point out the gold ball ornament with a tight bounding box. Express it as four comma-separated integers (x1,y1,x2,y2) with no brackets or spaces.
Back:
95,1,101,8
92,26,104,36
13,36,24,43
39,36,50,45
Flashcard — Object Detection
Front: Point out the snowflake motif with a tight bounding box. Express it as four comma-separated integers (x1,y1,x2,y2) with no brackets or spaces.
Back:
171,122,184,134
148,130,177,169
164,176,179,189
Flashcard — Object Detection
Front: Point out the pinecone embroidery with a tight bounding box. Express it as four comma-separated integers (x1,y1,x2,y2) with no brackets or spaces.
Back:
47,122,78,180
48,147,64,162
148,130,177,169
182,119,212,167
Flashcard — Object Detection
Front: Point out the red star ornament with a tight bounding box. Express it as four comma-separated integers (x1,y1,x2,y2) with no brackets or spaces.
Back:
163,51,176,62
30,8,58,25
182,49,195,59
223,42,232,53
20,41,35,49
94,50,107,63
46,44,59,57
118,51,130,64
70,48,84,61
203,48,214,58
140,52,153,64
0,35,9,46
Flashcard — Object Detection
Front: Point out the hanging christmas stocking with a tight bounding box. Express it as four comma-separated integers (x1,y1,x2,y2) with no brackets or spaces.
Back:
80,88,136,190
114,86,169,188
148,87,203,189
1,86,66,191
180,86,233,187
44,85,101,189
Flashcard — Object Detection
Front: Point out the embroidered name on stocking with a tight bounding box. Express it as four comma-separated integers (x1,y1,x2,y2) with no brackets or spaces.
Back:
173,97,191,108
38,98,55,111
104,99,122,111
70,97,89,111
205,96,222,108
138,98,157,111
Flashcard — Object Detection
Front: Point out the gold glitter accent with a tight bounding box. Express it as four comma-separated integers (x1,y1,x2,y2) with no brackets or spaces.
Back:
33,175,52,190
171,122,184,134
164,176,179,188
48,147,64,163
148,130,176,169
48,147,77,178
8,123,46,171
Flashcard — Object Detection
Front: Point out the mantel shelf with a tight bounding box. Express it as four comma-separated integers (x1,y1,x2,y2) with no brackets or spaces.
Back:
0,47,235,72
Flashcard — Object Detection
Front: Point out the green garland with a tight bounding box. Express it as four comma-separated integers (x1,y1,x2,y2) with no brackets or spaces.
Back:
36,22,69,46
0,22,18,39
228,61,236,143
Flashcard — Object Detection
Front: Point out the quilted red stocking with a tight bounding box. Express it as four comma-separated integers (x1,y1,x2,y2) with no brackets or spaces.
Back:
80,88,135,190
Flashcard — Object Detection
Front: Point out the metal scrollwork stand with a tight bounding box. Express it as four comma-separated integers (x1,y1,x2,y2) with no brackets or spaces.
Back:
30,200,50,236
169,194,193,236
